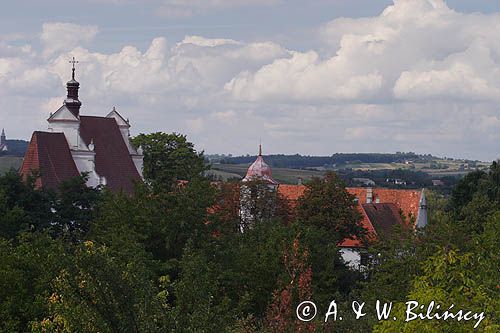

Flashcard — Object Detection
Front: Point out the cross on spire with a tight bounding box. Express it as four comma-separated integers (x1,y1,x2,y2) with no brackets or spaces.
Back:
69,57,79,80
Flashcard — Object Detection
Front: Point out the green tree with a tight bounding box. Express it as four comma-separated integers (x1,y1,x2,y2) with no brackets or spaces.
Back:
0,233,67,332
169,243,233,332
374,245,499,332
224,219,296,319
239,180,291,231
51,175,101,241
372,163,500,332
131,132,208,191
90,177,216,281
33,240,168,333
450,160,500,235
0,171,53,238
297,172,364,245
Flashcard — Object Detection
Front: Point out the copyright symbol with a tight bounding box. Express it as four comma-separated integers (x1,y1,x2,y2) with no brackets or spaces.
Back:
296,301,317,322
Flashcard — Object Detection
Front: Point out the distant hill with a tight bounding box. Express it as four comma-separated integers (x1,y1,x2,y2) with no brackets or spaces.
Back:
219,152,437,168
0,140,29,157
211,152,488,195
0,139,28,174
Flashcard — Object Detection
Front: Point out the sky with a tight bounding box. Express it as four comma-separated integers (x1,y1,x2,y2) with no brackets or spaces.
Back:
1,0,500,161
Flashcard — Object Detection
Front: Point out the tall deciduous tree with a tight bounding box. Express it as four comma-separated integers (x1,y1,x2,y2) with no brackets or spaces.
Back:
297,171,364,245
266,237,314,333
52,175,101,241
132,132,207,191
169,242,233,332
0,171,53,238
33,240,167,333
0,233,67,332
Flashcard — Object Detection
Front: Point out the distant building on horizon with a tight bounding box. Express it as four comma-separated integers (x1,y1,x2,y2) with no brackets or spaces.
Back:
20,59,143,192
0,129,8,152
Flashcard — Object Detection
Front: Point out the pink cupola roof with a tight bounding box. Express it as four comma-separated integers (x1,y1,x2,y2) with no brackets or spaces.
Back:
243,145,278,185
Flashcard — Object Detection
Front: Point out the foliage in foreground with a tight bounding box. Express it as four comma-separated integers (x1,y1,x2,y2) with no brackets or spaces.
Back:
0,133,498,332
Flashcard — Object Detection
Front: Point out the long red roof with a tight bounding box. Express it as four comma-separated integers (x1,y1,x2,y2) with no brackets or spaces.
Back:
19,132,80,190
79,116,141,193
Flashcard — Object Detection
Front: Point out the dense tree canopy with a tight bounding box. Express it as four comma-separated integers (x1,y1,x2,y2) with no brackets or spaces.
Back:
297,172,364,244
131,132,207,191
0,133,498,332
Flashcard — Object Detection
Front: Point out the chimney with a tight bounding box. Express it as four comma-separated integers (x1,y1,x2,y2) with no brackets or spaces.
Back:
416,189,428,228
366,188,373,203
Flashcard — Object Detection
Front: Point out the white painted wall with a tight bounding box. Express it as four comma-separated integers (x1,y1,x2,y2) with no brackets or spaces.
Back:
71,150,104,188
47,122,82,149
340,248,361,270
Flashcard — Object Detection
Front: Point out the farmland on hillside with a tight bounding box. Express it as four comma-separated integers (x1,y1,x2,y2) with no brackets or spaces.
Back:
0,156,23,175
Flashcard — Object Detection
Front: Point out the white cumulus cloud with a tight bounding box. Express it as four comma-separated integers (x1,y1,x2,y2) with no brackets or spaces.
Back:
41,22,98,57
1,2,500,161
225,0,500,104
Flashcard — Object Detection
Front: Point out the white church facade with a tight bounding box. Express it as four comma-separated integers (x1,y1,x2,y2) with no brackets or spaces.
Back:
20,59,143,192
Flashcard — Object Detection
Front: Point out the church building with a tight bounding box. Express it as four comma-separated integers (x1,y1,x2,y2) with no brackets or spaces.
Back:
20,59,143,192
240,148,428,269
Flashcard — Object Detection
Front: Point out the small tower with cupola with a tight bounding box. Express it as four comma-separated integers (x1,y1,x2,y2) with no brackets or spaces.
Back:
239,144,279,231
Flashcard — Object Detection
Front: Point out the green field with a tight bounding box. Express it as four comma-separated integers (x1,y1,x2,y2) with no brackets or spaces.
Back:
211,158,489,185
312,159,490,177
210,163,325,184
0,156,23,175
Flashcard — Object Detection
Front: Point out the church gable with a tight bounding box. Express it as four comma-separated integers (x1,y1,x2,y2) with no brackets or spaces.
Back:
48,105,80,123
106,107,130,128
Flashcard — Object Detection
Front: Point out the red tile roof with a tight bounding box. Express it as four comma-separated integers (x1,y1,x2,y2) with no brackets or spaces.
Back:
277,184,306,202
277,184,421,248
79,116,141,193
373,188,420,222
19,132,80,190
362,203,404,235
278,185,421,223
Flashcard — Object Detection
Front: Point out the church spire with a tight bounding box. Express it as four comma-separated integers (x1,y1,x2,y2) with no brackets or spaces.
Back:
64,57,82,117
0,128,6,150
71,56,77,80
